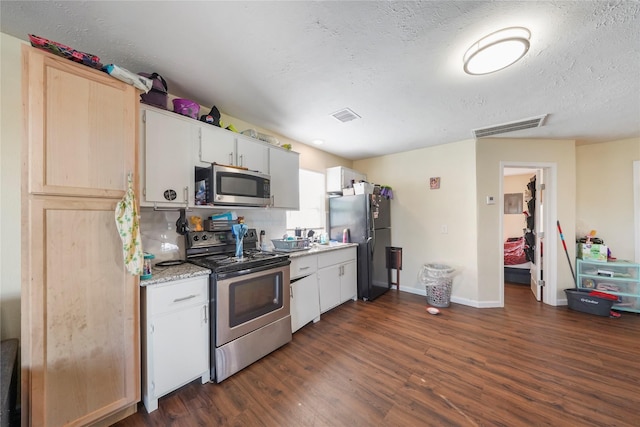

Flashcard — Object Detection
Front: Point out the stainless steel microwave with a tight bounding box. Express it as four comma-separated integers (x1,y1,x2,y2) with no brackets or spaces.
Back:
195,164,271,207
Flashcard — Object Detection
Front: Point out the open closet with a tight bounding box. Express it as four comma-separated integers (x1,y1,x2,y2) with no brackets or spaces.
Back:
503,171,537,285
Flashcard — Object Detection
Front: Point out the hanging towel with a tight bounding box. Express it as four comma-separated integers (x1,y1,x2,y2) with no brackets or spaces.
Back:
115,174,143,275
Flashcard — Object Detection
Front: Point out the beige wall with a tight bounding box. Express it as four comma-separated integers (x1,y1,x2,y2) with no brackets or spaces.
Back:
355,140,479,303
168,94,353,173
503,174,531,239
476,139,576,304
1,33,24,340
576,138,640,261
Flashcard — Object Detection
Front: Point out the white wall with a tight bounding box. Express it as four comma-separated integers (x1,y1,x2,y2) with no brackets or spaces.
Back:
476,139,576,304
1,33,24,340
354,140,479,304
576,138,640,261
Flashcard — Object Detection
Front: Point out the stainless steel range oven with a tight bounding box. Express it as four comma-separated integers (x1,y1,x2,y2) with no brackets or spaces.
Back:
186,226,291,383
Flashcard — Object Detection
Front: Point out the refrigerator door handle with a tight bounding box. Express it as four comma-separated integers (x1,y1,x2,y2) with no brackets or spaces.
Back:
368,231,375,258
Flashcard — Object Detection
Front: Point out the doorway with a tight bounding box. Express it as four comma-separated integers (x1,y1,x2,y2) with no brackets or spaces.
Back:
499,162,558,306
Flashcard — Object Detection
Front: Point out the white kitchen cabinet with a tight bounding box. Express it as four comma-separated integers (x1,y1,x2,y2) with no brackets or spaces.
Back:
317,247,358,313
237,133,269,173
326,166,367,194
270,147,300,209
142,276,210,413
291,274,321,332
290,255,320,332
141,107,195,207
340,259,357,302
198,124,235,166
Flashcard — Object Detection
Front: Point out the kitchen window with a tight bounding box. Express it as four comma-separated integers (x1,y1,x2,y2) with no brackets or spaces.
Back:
286,169,325,232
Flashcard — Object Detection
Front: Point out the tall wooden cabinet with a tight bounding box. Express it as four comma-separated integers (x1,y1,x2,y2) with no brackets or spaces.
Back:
21,46,140,426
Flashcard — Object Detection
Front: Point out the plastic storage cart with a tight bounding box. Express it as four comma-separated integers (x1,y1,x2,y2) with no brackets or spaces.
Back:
576,258,640,313
419,263,456,307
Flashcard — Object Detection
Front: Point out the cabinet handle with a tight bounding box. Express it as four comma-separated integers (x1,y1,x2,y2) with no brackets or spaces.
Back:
173,294,197,303
300,266,310,270
290,285,293,299
203,305,208,323
239,154,244,167
229,153,233,165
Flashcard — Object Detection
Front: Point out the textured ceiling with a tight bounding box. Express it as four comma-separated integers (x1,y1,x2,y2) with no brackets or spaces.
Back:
2,1,639,160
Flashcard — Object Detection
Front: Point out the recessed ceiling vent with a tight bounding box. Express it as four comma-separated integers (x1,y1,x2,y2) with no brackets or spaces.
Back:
473,114,548,138
331,108,361,123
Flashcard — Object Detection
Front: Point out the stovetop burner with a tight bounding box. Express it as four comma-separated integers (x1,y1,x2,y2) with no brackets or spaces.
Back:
189,250,289,273
185,229,289,274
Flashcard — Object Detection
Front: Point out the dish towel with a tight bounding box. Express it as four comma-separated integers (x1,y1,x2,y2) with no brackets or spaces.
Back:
115,174,143,275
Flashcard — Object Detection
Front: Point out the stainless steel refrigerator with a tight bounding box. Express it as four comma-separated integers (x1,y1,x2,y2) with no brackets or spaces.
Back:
328,193,391,301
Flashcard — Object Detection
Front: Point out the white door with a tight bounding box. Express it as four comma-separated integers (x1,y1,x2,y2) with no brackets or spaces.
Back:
530,170,543,301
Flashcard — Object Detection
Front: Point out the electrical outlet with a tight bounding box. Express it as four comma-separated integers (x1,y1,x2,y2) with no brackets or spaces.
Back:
486,196,495,205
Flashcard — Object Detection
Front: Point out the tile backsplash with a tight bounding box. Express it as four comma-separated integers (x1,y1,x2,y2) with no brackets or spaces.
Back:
139,208,287,262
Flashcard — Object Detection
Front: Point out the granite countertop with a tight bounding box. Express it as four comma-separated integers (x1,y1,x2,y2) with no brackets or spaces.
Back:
286,242,358,259
139,262,211,286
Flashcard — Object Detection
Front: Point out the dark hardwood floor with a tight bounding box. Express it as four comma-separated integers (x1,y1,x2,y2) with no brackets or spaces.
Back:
115,283,640,426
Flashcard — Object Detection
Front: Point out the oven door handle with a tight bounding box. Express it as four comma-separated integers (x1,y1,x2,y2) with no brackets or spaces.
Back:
273,275,280,304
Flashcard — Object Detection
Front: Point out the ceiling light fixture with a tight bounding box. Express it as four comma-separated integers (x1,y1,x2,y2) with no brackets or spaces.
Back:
463,27,531,75
312,139,324,145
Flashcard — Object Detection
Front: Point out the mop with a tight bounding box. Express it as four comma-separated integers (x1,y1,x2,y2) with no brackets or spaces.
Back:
556,220,576,287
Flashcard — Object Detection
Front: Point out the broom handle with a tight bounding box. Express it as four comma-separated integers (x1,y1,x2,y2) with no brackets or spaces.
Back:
557,220,577,285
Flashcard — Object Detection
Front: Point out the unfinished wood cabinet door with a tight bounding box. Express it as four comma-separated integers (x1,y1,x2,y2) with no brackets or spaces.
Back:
24,46,137,198
22,45,140,426
24,196,139,426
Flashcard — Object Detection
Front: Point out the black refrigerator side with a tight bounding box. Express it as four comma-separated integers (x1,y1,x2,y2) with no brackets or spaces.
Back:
367,194,391,300
328,195,372,300
328,195,369,243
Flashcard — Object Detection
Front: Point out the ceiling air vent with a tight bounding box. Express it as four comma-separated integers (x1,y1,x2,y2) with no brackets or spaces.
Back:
473,114,548,138
331,108,361,123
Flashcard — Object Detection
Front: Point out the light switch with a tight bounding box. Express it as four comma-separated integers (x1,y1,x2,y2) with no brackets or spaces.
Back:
441,225,448,234
486,196,495,205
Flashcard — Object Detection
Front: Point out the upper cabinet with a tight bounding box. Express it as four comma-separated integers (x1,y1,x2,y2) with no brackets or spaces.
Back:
139,105,299,210
236,134,269,173
270,147,300,209
198,124,235,166
25,47,136,198
140,107,194,207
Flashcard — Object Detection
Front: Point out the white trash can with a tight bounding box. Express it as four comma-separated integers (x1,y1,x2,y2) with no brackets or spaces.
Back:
419,263,456,307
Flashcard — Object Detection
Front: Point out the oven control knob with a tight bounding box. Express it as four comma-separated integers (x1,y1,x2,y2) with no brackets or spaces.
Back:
193,235,199,241
202,235,208,240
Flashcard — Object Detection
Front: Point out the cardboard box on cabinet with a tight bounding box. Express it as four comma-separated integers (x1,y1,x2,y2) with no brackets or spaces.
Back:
577,243,608,261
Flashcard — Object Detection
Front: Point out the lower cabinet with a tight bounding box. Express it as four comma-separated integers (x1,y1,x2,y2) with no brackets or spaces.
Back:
142,276,210,412
289,247,357,331
290,255,320,333
291,274,321,333
316,247,358,314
